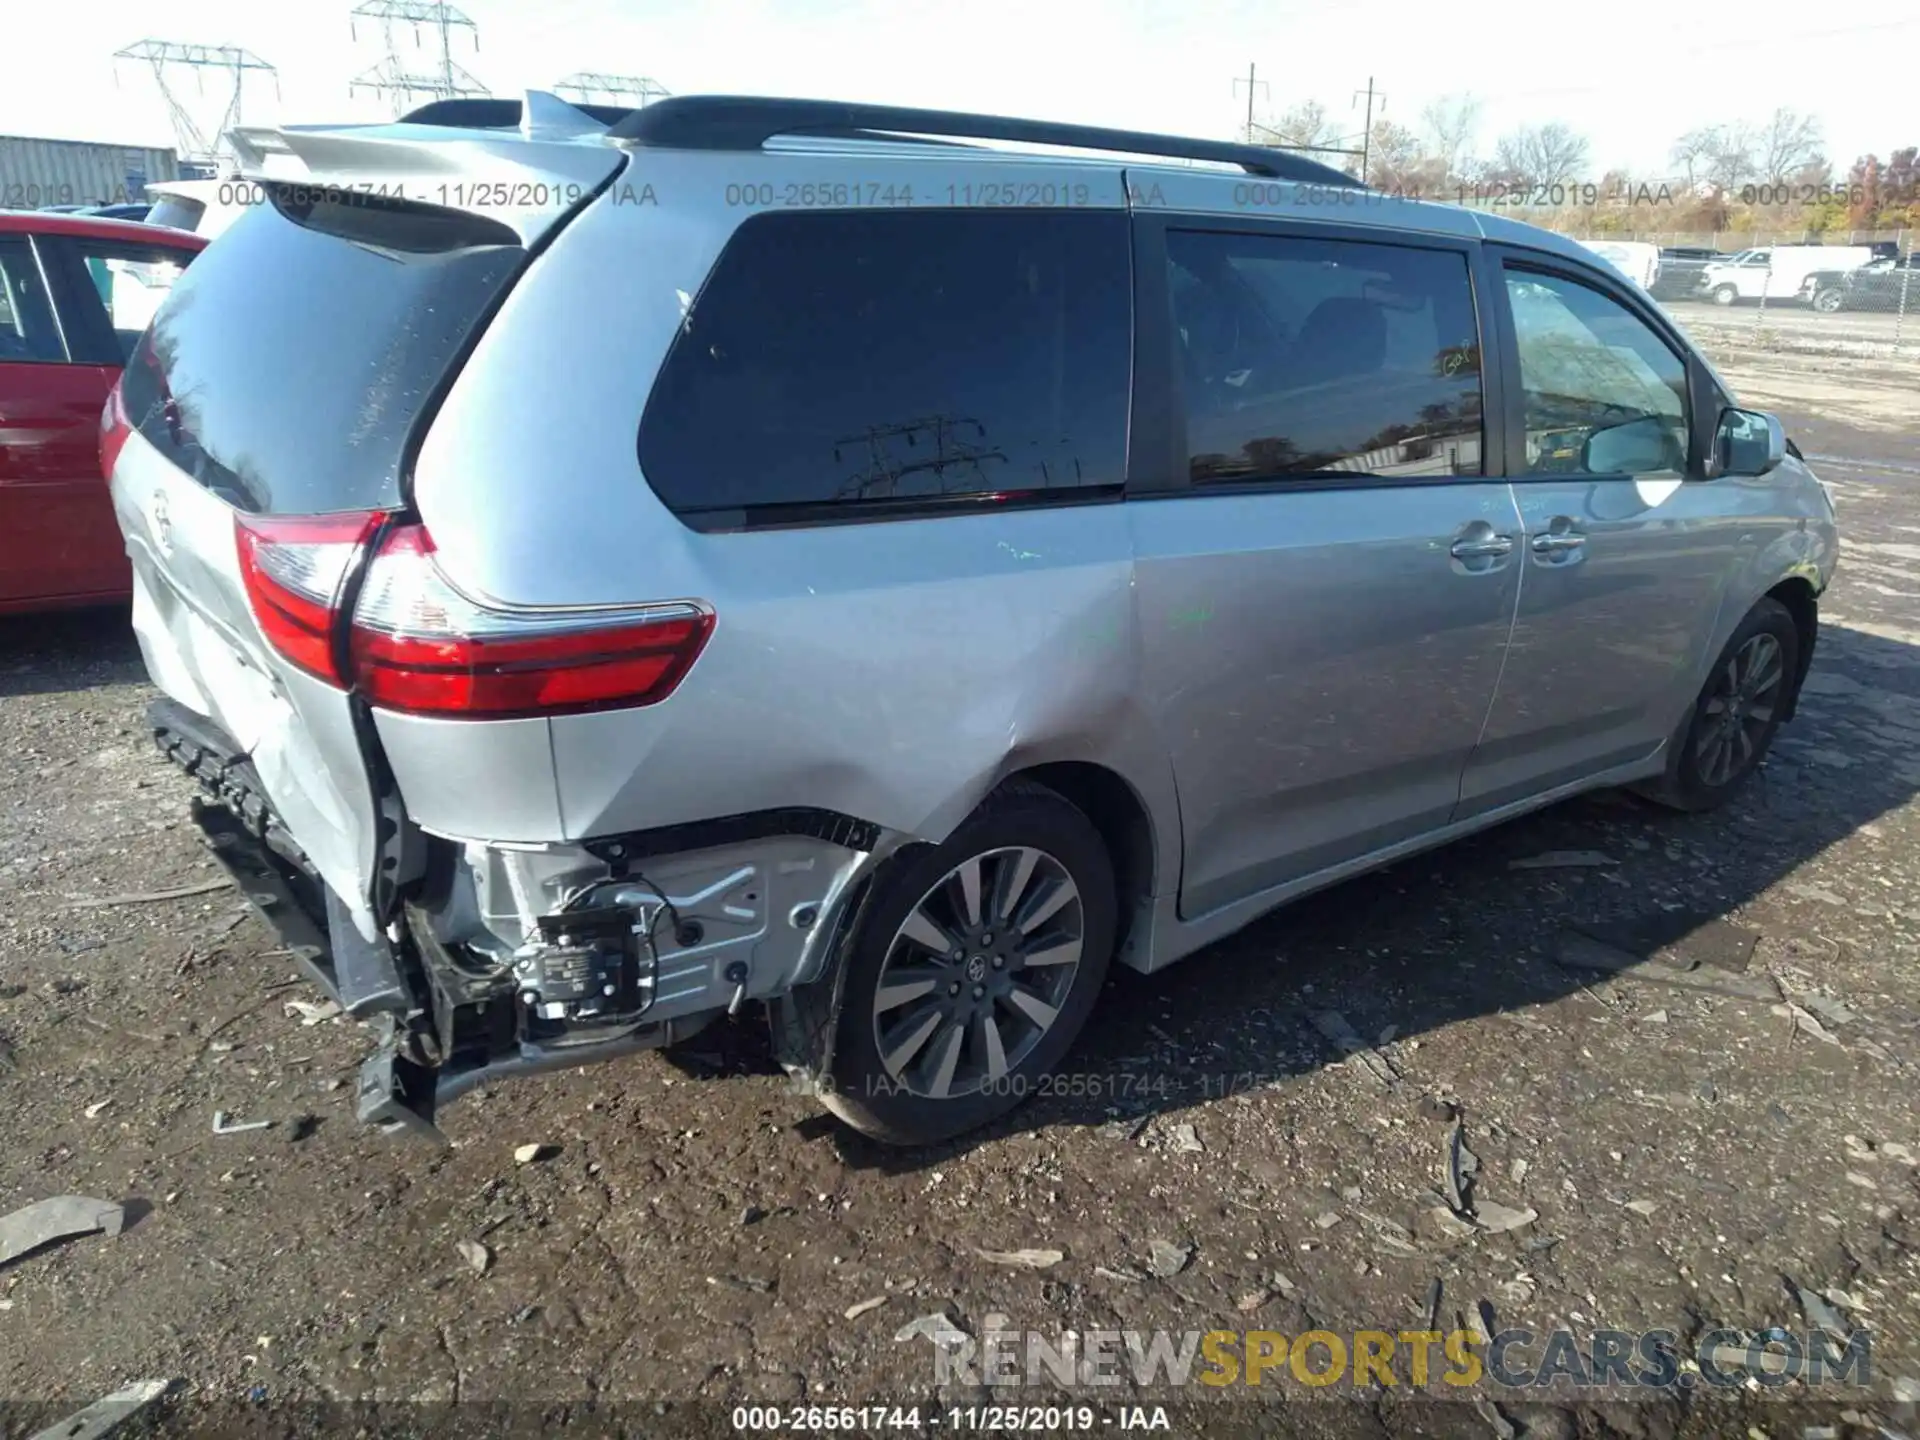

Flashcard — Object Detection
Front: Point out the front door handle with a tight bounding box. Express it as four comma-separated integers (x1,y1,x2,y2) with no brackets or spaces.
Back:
1530,532,1587,554
1450,535,1514,560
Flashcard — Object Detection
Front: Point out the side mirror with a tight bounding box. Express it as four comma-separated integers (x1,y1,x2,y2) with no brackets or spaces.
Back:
1706,408,1786,479
1581,415,1684,475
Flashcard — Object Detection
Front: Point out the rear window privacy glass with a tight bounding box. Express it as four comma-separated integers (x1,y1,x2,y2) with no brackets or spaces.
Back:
119,186,524,515
637,208,1132,528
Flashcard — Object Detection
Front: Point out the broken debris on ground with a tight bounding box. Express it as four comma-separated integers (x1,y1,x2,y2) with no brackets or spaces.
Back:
0,1196,127,1269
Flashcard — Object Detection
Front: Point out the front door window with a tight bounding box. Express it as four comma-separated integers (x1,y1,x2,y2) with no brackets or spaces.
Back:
1504,269,1688,476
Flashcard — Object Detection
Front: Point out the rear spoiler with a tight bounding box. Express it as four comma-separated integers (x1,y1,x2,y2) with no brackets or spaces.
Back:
223,90,626,243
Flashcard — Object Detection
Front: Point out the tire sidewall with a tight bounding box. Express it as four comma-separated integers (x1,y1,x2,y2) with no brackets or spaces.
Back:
1712,285,1738,306
1671,599,1799,806
821,789,1117,1144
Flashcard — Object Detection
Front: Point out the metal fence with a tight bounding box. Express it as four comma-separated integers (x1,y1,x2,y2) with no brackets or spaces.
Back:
1440,198,1918,372
1568,229,1912,250
1567,230,1918,376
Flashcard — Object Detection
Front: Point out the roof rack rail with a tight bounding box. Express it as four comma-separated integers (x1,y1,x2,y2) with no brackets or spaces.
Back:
604,96,1364,186
397,97,639,130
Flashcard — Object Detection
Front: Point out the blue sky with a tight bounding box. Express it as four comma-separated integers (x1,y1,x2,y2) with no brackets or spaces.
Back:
10,0,1916,177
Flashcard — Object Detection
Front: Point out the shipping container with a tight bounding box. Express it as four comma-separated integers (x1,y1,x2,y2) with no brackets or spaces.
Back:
0,135,182,210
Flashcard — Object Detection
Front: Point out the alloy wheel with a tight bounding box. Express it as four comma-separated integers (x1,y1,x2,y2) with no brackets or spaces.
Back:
870,846,1083,1100
1694,632,1785,787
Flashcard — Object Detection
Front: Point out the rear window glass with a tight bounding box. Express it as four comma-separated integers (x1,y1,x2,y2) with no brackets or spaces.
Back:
120,188,522,514
637,208,1131,526
144,195,206,233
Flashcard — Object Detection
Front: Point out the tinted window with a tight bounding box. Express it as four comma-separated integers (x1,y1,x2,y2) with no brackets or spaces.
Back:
120,188,523,513
638,209,1130,524
1165,230,1483,484
0,237,65,362
1504,268,1688,476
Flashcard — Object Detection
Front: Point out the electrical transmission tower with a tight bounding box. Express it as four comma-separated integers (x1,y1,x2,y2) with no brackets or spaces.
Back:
112,41,279,168
349,1,489,116
552,73,671,109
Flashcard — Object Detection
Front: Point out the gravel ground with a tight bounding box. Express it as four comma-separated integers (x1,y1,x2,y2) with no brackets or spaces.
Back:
1,356,1917,1440
1665,302,1920,357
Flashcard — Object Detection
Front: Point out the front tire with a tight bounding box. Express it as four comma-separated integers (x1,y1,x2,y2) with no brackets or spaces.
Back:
1640,597,1799,813
820,783,1116,1146
1711,284,1740,307
1812,288,1844,314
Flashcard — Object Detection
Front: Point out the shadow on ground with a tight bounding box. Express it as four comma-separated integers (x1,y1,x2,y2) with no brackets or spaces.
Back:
0,606,143,699
10,604,1911,1181
663,619,1919,1174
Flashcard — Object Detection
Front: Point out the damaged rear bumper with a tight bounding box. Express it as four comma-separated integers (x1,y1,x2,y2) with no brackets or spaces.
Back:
163,699,886,1140
351,1012,721,1143
193,795,728,1141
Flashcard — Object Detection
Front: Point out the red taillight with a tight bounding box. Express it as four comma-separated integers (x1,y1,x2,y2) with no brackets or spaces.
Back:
235,515,714,716
346,524,714,719
235,511,388,686
99,378,131,479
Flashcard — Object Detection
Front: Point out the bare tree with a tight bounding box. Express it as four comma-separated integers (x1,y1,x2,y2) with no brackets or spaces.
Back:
1704,124,1756,190
1366,119,1424,174
1673,122,1757,191
1670,127,1719,190
1260,99,1341,152
1490,122,1592,186
1365,118,1448,196
1419,93,1482,177
1755,108,1825,184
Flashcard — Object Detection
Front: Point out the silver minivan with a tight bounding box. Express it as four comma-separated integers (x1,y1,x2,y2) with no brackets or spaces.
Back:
105,94,1838,1145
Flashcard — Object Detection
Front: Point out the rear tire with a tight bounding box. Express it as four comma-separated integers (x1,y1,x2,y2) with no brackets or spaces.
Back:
819,782,1116,1146
1711,284,1739,307
1638,597,1799,813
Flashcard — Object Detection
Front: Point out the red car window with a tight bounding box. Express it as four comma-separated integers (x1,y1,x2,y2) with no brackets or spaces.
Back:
0,236,66,362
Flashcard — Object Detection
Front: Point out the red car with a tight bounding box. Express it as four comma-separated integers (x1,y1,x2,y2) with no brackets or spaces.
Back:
0,210,206,614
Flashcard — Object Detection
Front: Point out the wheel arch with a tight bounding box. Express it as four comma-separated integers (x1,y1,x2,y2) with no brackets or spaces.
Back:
766,756,1165,1079
995,760,1159,966
1765,574,1820,723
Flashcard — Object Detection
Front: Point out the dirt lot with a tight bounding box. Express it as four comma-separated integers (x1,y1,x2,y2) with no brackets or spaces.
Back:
3,350,1918,1439
1666,303,1918,357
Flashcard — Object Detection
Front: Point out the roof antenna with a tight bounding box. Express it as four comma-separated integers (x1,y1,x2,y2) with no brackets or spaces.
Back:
521,87,607,141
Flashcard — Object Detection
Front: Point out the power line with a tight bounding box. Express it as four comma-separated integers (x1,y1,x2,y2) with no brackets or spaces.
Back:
1231,65,1367,165
111,40,279,168
1351,78,1385,185
1244,122,1363,160
553,72,671,108
348,1,489,117
1233,62,1268,145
